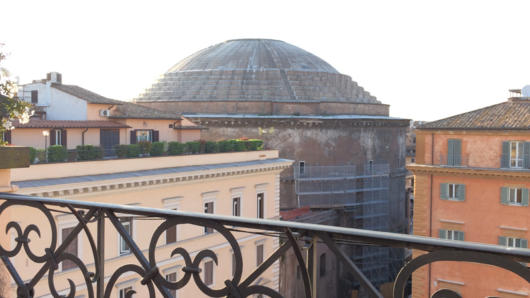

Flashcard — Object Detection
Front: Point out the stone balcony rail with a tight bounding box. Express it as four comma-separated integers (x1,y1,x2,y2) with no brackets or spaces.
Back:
0,193,528,298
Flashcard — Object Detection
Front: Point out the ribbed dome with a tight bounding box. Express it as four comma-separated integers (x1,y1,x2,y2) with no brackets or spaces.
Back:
135,39,379,110
167,39,339,73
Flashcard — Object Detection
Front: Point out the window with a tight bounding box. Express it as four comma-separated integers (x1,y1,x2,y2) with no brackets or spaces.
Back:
319,253,327,277
136,130,152,142
440,183,465,201
256,244,264,266
55,129,62,146
257,193,264,219
166,208,178,244
447,139,462,166
499,236,528,248
119,286,133,298
501,187,529,206
61,226,78,271
510,141,524,168
232,197,241,217
31,90,38,104
166,273,177,297
439,229,464,241
299,161,305,176
502,141,529,169
204,202,214,234
119,217,133,255
204,260,214,285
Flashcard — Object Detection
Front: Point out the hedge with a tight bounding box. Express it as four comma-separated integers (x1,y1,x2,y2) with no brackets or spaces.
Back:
185,141,200,154
127,144,140,158
76,145,103,161
48,145,67,162
150,142,165,156
205,141,219,153
115,145,129,158
168,142,185,155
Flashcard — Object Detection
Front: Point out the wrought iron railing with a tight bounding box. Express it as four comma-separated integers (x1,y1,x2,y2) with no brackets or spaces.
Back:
0,193,529,298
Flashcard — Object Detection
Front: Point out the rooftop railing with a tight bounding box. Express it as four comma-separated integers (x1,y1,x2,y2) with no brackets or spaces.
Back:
0,193,528,298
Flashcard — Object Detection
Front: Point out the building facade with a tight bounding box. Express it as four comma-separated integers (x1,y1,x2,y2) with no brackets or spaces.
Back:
409,92,530,297
3,150,291,297
4,73,200,153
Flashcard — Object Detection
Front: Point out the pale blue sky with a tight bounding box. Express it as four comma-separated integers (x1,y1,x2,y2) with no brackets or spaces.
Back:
3,0,530,121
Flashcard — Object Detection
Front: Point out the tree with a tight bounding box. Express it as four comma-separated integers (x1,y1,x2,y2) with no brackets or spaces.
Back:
0,44,32,145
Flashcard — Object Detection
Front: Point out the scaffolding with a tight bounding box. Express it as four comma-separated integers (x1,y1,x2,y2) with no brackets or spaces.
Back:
293,162,401,289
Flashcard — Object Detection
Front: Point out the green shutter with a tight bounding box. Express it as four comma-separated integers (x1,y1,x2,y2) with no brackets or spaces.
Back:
447,140,454,165
521,239,528,248
457,184,466,201
453,139,462,166
500,187,509,205
522,188,529,207
524,142,530,169
440,183,448,200
498,236,507,246
439,229,447,239
501,141,510,168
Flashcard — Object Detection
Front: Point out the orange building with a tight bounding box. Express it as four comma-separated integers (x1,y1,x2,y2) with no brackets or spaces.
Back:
408,92,530,297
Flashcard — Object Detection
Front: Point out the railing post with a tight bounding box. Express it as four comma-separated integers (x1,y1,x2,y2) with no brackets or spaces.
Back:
311,236,318,298
97,209,105,298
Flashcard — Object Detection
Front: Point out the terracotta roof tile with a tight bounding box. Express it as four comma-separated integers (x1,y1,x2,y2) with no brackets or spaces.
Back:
419,99,530,130
110,102,181,120
14,119,130,129
51,84,123,105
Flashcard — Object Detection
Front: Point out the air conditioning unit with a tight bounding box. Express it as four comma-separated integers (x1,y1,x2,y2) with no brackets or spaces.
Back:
100,109,111,117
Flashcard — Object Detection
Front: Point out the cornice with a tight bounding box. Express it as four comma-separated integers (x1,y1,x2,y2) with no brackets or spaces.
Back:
407,164,530,179
18,161,292,198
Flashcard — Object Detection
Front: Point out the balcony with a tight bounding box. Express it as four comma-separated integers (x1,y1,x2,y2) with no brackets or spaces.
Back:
0,193,528,298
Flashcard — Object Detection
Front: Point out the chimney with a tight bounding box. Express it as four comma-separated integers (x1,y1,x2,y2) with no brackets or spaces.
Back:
46,72,62,84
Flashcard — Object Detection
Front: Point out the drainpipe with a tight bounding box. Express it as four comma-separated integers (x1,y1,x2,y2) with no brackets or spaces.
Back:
428,132,434,296
81,128,89,145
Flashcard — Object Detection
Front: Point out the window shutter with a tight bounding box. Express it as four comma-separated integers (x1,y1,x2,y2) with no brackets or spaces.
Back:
501,141,510,168
61,129,67,147
447,140,454,165
5,130,11,144
453,139,462,166
439,229,447,239
522,188,529,207
130,130,136,144
152,130,159,142
521,239,528,248
50,130,56,145
524,142,530,169
440,183,448,200
500,187,509,205
457,184,466,201
498,236,507,246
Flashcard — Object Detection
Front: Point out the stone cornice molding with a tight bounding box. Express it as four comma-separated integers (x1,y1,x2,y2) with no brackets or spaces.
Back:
20,160,292,198
408,164,530,179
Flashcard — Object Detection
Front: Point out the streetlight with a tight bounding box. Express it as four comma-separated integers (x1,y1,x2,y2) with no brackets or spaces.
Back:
42,130,49,163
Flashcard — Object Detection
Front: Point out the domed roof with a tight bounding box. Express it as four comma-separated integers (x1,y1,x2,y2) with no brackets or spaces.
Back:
167,39,339,74
135,39,379,105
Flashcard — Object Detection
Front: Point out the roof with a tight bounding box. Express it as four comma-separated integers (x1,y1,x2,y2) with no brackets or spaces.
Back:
13,158,292,188
110,102,181,120
183,113,405,120
135,39,379,105
419,99,530,130
14,119,130,129
51,83,123,105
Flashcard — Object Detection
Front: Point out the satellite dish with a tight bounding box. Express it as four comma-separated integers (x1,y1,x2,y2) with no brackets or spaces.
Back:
521,85,530,97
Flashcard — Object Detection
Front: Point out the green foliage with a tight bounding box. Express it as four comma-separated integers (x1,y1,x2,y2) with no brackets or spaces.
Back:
205,141,219,153
127,144,140,158
246,139,264,151
76,145,103,161
47,145,67,162
168,142,184,155
29,147,37,163
150,142,165,156
185,141,200,154
138,141,152,155
115,145,129,158
232,139,247,152
218,140,234,152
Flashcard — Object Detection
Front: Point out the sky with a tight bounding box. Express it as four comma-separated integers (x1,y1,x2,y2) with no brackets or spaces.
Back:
2,0,530,121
